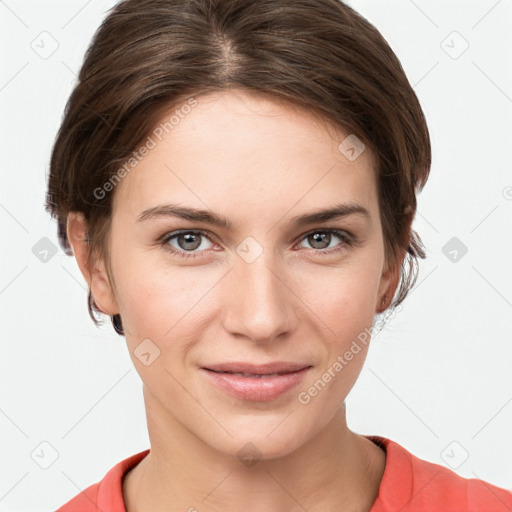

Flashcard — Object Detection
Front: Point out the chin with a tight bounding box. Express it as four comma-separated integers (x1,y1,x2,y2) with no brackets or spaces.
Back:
202,414,313,462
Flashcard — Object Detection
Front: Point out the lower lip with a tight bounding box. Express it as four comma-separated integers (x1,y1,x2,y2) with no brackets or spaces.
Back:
201,367,311,401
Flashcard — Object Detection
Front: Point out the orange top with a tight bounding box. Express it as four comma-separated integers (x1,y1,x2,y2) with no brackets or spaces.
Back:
57,435,512,511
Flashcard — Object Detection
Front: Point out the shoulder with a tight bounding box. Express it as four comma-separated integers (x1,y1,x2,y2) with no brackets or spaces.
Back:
57,483,100,511
56,449,150,511
366,435,512,512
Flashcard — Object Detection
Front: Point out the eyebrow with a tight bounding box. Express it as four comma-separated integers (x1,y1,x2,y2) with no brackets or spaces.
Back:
136,201,371,228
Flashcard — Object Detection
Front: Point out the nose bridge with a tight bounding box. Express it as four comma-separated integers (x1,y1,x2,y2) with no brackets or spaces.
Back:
223,239,293,341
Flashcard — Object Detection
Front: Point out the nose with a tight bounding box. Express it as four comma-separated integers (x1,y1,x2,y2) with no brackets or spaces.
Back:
220,247,297,344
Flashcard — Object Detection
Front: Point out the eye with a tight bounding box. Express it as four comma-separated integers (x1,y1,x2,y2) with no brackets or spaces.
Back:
159,228,357,259
159,230,215,259
296,229,355,256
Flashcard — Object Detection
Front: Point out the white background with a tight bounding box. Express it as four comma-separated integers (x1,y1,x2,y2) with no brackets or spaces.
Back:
1,0,511,510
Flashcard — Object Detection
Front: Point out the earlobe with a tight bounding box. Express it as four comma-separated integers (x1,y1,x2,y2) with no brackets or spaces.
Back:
66,212,119,316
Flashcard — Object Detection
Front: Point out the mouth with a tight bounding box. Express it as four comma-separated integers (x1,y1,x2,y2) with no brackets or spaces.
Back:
208,371,293,378
200,362,312,401
202,361,312,375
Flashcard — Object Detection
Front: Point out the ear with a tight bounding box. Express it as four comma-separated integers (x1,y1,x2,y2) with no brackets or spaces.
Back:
376,207,414,313
66,212,119,316
376,251,402,314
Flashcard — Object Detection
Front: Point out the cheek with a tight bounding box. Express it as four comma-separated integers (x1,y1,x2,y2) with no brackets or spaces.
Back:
296,274,376,413
112,244,190,325
114,252,222,366
292,252,382,390
294,256,382,330
310,278,374,378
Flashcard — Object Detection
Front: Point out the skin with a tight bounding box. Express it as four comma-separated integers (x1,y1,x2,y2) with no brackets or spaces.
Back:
67,89,404,512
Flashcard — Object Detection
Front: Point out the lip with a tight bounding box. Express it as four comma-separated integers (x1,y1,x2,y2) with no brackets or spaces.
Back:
200,361,312,401
203,361,311,375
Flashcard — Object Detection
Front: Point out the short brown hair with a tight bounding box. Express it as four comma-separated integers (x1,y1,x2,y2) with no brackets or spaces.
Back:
45,0,431,331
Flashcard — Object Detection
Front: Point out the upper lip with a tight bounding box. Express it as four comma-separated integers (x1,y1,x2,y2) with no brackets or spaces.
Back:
202,361,312,375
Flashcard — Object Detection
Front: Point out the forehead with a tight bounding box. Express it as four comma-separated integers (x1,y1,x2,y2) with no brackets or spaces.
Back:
112,89,378,223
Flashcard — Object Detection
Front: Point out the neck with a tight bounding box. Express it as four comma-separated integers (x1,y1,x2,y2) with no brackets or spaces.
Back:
123,387,386,512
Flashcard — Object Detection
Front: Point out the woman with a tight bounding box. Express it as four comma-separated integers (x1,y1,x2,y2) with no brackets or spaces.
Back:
47,0,512,510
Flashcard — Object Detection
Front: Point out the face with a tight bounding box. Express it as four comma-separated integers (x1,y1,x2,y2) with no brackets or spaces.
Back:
75,89,396,460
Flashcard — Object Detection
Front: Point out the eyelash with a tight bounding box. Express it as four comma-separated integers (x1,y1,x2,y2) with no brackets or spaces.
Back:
158,229,358,259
